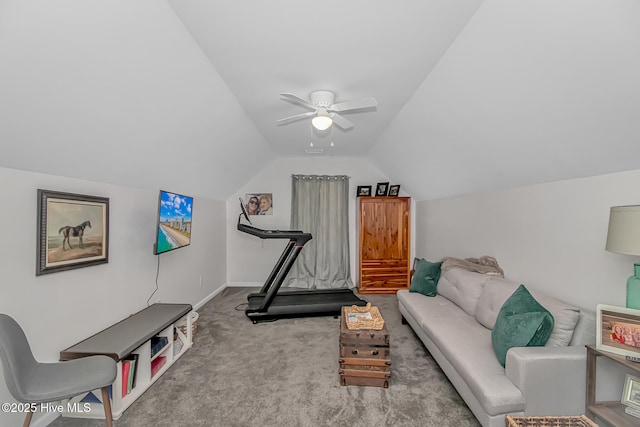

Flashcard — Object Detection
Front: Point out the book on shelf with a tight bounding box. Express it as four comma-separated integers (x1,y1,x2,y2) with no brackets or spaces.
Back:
121,360,130,398
150,336,169,358
127,356,137,394
151,355,167,377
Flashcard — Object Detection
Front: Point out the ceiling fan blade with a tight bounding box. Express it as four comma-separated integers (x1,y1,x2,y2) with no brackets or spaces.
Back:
330,113,354,130
280,93,317,110
276,111,316,125
329,97,377,112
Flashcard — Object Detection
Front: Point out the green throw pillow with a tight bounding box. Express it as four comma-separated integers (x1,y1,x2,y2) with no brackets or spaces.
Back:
409,258,443,297
491,284,554,367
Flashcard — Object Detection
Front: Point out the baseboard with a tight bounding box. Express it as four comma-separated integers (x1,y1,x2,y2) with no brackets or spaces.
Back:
193,285,226,310
225,282,262,288
192,283,260,311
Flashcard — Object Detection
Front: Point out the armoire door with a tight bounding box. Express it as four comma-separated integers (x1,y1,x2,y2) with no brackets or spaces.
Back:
358,197,410,294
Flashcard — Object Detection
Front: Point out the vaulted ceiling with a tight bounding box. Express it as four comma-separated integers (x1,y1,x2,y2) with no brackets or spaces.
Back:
1,0,639,201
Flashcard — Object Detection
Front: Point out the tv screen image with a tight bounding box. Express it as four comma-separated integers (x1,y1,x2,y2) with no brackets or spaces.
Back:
154,190,193,255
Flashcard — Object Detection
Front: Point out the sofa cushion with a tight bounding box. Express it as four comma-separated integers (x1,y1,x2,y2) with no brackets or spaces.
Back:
568,311,596,347
437,269,491,316
476,277,519,329
409,258,442,297
476,277,581,347
491,285,554,366
403,292,526,415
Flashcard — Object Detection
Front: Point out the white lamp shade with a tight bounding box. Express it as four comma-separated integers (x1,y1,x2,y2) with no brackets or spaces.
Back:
312,115,332,131
606,205,640,256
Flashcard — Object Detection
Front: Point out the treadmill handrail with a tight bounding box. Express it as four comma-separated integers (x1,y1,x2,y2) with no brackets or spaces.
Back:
237,220,311,242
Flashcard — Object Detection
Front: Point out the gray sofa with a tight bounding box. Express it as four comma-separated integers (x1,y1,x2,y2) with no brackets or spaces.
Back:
397,268,595,427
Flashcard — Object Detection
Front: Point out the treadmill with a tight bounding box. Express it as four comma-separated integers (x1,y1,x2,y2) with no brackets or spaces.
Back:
237,198,367,323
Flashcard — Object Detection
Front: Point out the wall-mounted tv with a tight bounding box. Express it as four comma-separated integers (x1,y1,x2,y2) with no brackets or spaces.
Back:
154,190,193,255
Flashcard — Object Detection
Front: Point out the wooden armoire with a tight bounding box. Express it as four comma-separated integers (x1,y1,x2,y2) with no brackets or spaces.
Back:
357,196,411,294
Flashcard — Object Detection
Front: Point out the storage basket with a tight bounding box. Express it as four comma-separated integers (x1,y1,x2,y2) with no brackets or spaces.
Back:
344,303,385,330
505,415,598,427
178,311,199,338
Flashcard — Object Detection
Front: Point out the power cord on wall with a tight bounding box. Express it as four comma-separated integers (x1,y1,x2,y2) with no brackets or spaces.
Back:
147,255,160,306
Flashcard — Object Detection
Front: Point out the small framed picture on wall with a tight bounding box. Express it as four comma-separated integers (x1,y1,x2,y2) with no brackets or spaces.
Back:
357,186,372,197
244,193,273,215
375,182,389,197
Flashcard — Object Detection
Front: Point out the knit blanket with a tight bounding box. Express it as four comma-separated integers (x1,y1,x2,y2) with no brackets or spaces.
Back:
440,256,504,277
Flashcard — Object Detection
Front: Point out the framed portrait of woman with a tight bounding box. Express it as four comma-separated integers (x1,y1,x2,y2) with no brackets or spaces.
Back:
245,193,273,215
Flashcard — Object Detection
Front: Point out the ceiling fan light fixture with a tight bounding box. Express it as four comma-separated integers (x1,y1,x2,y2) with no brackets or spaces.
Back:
312,110,332,130
279,91,376,131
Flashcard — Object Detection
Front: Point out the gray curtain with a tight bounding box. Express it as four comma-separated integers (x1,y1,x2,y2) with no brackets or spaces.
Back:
284,174,353,289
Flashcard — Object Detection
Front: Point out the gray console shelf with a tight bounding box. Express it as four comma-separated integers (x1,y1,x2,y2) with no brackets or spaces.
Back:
59,303,194,420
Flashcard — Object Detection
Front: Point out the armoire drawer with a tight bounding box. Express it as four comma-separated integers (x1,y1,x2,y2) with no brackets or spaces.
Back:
361,266,408,277
360,277,408,289
361,260,406,268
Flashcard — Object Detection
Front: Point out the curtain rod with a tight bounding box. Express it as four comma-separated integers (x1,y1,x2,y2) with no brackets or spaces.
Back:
291,174,350,180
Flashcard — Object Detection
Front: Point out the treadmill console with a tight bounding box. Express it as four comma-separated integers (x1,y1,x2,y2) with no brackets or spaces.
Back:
237,198,309,241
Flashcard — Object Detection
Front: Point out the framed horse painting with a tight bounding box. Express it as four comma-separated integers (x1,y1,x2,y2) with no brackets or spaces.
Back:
36,189,109,275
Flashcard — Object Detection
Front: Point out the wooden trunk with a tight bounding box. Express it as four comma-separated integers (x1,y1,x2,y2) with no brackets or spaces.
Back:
339,307,391,388
339,345,391,360
357,197,411,294
340,375,389,388
339,327,390,347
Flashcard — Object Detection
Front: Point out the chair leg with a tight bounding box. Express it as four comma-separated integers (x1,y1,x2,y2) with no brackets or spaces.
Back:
101,386,113,427
23,409,33,427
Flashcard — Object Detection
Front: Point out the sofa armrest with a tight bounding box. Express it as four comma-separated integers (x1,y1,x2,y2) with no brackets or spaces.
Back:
505,346,586,416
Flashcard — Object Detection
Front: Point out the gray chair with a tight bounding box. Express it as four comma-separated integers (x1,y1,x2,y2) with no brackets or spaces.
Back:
0,314,117,427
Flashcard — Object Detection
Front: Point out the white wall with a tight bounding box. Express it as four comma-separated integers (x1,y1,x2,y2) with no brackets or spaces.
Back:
370,0,640,202
416,168,640,312
226,156,416,286
0,166,226,426
0,0,275,201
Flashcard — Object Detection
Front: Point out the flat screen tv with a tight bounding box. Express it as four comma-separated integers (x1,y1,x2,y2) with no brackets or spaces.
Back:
154,190,193,255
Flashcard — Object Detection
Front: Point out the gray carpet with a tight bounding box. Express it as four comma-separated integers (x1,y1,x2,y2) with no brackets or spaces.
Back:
50,287,480,427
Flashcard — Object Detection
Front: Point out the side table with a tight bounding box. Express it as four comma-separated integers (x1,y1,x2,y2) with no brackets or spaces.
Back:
586,344,640,427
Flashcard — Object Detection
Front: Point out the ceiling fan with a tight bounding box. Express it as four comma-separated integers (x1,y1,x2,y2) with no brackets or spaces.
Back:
277,90,377,131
